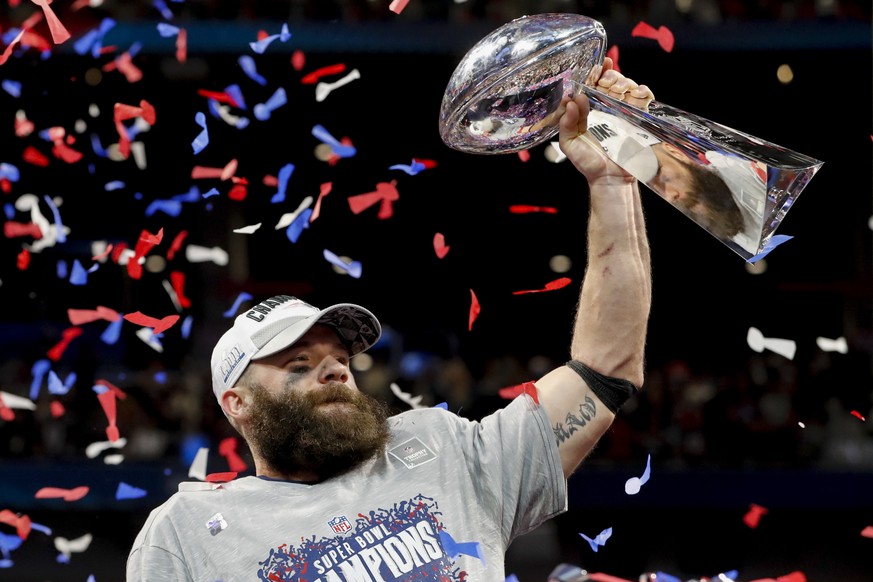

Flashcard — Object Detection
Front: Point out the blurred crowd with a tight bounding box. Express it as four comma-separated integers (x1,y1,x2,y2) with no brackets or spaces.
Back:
3,323,872,475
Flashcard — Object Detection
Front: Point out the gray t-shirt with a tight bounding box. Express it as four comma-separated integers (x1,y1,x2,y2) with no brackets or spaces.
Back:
127,394,566,581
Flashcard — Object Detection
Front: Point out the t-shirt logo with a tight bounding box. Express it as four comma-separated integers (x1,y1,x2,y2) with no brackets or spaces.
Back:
389,438,437,469
328,516,352,534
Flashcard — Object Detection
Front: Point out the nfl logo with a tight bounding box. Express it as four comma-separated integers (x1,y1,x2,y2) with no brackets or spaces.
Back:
328,516,352,534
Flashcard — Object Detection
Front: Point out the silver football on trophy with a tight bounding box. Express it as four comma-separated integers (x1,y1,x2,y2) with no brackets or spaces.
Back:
439,13,607,154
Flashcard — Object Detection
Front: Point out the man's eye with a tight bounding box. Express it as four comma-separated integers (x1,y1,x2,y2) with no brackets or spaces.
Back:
290,365,310,374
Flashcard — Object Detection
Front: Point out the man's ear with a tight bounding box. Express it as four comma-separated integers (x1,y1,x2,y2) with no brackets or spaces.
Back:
221,386,250,423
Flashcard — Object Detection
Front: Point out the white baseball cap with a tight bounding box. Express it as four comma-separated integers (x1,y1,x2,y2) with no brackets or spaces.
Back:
210,295,381,404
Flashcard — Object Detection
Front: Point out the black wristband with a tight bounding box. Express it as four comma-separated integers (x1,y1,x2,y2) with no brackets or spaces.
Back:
565,360,638,414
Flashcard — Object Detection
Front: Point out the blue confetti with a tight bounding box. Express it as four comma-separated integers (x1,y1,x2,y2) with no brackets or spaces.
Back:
238,55,267,86
249,23,291,54
746,234,793,263
30,359,51,400
70,260,88,286
1,80,21,98
101,317,123,345
192,111,209,154
105,181,126,191
312,124,356,158
438,530,485,565
224,84,246,110
181,315,193,339
223,292,253,318
579,526,612,552
56,259,68,279
389,160,427,176
270,163,294,203
116,480,148,500
286,208,313,243
254,87,287,121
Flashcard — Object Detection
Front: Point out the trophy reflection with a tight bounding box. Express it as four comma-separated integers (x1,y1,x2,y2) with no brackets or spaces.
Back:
438,13,823,261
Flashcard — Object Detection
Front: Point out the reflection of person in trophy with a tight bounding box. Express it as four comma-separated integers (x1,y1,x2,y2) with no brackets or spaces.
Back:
466,72,569,140
582,90,747,244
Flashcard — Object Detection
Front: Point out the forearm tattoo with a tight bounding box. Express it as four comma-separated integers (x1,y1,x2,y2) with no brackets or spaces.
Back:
552,395,597,444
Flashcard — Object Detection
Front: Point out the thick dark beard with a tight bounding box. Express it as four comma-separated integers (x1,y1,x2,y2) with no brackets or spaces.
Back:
247,382,391,481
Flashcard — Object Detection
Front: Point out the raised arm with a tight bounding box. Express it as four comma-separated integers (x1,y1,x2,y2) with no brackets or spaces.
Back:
534,58,653,478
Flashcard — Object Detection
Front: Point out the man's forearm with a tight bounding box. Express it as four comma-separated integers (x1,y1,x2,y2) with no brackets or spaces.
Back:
570,179,651,388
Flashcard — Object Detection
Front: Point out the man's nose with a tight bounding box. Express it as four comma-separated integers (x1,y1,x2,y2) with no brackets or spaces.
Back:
319,357,349,383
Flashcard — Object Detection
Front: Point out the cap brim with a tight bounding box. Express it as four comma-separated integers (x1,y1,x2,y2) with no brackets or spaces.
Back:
254,303,381,360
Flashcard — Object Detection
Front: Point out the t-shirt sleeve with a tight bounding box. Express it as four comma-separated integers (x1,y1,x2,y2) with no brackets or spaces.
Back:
127,544,192,582
446,394,567,545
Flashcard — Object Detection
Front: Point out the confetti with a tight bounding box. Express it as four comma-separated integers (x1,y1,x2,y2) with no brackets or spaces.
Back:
861,526,873,538
286,208,313,243
433,232,450,258
55,533,93,562
509,205,558,214
624,453,651,494
85,437,127,459
124,312,180,335
310,182,332,222
188,447,209,480
315,69,361,102
323,249,362,278
497,381,540,405
438,530,485,564
850,410,866,422
631,21,674,52
816,336,848,353
747,234,793,263
388,159,427,175
34,486,89,502
468,289,481,331
223,292,253,318
312,125,356,158
191,111,209,154
347,181,399,219
301,63,346,84
743,503,768,528
579,526,612,552
233,223,261,234
238,55,267,86
512,277,572,295
249,23,291,54
116,482,147,500
218,437,248,472
389,382,425,409
270,163,295,203
747,327,796,360
254,87,288,121
207,512,228,535
388,0,410,14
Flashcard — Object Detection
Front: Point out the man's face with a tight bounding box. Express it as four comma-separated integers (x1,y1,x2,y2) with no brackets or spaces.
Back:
244,324,390,480
650,144,697,210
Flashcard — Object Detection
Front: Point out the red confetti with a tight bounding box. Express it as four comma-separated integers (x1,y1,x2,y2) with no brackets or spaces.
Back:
0,509,32,540
388,0,410,14
860,525,873,538
433,233,450,259
413,158,438,169
631,21,675,53
348,181,399,219
96,388,120,442
512,277,572,295
0,28,26,66
30,0,72,44
588,574,633,582
95,378,127,400
498,381,540,405
15,111,35,137
850,410,866,421
114,100,156,159
20,30,52,53
47,326,83,361
68,306,120,325
509,205,558,214
16,248,31,270
218,437,248,472
104,51,143,83
291,49,305,71
301,63,346,85
517,150,531,162
123,312,181,335
310,182,332,223
0,394,15,421
175,27,187,63
166,230,188,261
197,90,240,109
23,145,49,166
35,486,89,502
468,289,480,331
743,502,769,528
606,45,620,72
170,271,192,309
127,227,164,280
228,182,247,201
205,472,238,483
50,399,64,417
4,221,43,239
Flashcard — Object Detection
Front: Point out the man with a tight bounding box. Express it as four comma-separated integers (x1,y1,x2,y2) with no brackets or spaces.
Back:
126,58,652,581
